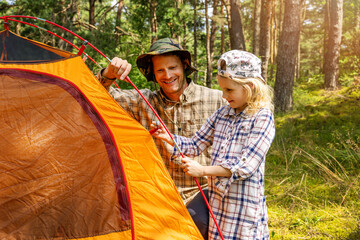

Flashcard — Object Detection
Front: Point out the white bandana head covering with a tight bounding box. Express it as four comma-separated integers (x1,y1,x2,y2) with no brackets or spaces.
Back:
217,50,265,83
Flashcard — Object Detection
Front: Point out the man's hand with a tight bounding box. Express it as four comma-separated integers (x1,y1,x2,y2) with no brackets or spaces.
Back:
103,57,132,81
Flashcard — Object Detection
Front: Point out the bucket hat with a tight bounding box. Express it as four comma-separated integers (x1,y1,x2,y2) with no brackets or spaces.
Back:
217,50,265,83
136,38,197,82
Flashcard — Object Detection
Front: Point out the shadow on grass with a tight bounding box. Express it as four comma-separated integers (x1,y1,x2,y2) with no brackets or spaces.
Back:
343,225,360,240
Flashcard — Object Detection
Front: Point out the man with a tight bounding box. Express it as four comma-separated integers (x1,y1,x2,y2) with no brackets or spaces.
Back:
97,38,225,238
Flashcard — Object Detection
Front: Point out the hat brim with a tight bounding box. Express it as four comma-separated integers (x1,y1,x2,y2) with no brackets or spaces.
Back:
136,50,197,82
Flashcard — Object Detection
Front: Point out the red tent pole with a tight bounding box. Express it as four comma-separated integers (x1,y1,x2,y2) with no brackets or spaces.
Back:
0,17,100,67
78,40,88,56
0,15,224,239
115,78,225,240
3,16,9,30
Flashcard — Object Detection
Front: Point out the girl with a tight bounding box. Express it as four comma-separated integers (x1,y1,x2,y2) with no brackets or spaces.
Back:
151,50,275,240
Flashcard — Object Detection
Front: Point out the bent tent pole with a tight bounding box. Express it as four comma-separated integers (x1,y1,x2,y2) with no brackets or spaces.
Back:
0,16,99,67
0,15,225,240
114,78,225,240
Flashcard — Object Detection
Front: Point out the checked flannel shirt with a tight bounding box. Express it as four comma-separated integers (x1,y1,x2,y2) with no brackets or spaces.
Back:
173,106,275,240
98,74,225,203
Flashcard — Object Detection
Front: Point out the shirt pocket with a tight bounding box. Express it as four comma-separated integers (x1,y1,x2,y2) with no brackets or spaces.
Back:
229,122,251,154
213,176,228,195
181,118,203,136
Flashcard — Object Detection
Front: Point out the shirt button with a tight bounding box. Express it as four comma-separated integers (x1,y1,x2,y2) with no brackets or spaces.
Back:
242,157,246,162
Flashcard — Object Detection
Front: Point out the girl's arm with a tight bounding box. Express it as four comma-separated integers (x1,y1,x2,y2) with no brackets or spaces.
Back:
150,108,222,158
181,157,232,177
173,109,220,157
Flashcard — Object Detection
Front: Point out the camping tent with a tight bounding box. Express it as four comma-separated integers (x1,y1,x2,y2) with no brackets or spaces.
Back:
0,25,203,239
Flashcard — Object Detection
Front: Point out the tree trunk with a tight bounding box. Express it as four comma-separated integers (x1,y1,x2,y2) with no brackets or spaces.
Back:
205,0,211,87
270,0,279,81
222,0,232,50
279,0,284,35
259,0,272,80
174,0,183,42
193,0,198,83
274,0,302,112
356,1,360,29
323,0,330,73
182,0,186,49
115,0,124,42
206,0,219,87
220,1,226,54
116,0,124,30
89,0,96,29
150,0,158,43
324,0,343,90
295,1,306,79
270,0,277,65
183,22,187,49
229,0,246,50
253,0,261,55
57,0,77,51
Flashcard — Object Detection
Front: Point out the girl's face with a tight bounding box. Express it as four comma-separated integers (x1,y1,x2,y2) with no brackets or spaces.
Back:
218,75,248,112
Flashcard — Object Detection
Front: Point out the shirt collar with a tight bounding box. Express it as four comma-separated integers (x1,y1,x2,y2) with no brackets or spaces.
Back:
181,80,195,102
224,105,249,118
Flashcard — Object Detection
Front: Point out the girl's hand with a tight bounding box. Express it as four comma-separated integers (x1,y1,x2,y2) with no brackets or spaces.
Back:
181,157,205,177
150,121,174,146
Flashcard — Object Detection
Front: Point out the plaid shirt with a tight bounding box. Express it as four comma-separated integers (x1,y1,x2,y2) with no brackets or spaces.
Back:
173,106,275,240
100,77,225,203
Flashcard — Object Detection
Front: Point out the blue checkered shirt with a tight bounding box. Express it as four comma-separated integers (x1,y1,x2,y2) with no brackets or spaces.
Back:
173,106,275,240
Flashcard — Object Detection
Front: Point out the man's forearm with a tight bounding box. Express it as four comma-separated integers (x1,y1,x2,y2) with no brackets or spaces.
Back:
97,68,117,90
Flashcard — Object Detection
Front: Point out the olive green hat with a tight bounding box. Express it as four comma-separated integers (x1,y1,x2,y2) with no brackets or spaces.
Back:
136,38,197,82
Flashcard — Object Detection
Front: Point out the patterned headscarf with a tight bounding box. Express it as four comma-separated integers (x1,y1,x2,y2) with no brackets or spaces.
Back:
217,50,265,83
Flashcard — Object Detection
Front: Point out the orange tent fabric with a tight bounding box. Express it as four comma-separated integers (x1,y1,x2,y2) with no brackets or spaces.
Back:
0,30,203,240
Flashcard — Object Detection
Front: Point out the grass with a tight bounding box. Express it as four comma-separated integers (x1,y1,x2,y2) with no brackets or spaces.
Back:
266,77,360,239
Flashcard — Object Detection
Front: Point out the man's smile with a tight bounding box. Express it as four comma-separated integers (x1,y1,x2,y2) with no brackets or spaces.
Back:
163,78,177,84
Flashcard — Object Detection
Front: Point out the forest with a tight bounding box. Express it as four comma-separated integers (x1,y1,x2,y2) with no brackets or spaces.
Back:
1,0,360,239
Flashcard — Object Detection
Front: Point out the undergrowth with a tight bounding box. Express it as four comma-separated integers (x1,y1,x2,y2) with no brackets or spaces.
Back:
266,77,360,239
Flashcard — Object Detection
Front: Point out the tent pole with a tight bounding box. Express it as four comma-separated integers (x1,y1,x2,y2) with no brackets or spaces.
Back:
115,77,225,240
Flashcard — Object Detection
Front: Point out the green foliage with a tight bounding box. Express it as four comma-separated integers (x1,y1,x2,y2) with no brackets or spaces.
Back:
267,79,360,239
340,29,360,79
300,1,326,77
299,0,360,81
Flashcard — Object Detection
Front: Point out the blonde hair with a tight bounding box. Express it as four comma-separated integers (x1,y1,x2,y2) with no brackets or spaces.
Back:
230,77,274,115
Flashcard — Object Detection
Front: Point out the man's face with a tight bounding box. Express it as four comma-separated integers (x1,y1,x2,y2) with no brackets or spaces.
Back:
152,54,187,101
